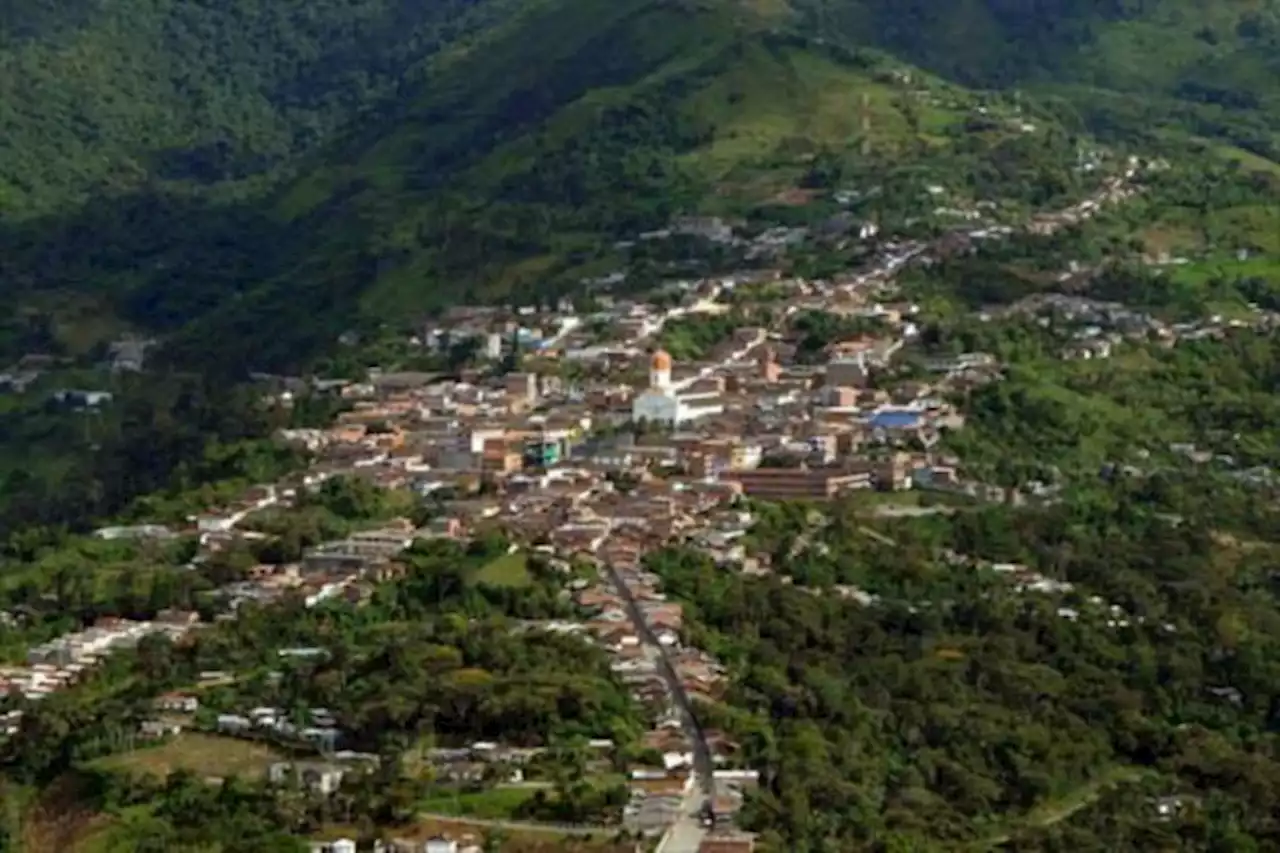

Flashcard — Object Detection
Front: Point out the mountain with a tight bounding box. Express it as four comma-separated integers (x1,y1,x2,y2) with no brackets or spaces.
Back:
162,0,1115,372
800,0,1280,154
0,0,521,213
1,0,1277,371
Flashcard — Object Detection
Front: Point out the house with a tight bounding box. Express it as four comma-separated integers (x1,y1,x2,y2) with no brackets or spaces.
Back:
139,719,183,739
423,838,459,853
662,750,695,771
310,840,357,853
300,726,342,752
154,692,200,713
1064,337,1114,360
1152,794,1192,821
51,389,114,408
708,793,743,823
269,762,347,795
155,609,201,629
216,714,251,734
698,832,756,853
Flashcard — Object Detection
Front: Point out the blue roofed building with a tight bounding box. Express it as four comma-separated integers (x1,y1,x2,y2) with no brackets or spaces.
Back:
866,410,924,431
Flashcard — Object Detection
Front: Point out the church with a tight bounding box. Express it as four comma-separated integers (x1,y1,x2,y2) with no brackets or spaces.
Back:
631,349,724,426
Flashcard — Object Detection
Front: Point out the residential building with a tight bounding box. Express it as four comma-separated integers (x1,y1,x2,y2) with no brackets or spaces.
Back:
722,467,871,499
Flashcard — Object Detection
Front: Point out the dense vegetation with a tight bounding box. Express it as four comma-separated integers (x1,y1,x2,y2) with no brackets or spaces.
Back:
946,331,1280,489
1,534,640,849
0,0,520,213
0,0,1278,848
798,0,1280,156
647,488,1280,851
0,375,304,539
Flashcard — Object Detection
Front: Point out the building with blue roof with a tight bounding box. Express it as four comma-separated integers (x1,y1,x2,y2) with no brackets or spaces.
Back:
867,410,924,430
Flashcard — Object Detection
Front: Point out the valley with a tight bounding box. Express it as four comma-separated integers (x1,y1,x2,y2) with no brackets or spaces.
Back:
0,0,1277,851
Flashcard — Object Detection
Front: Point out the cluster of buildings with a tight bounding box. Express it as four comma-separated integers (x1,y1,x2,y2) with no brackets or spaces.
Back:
1,156,1177,853
0,611,200,739
1025,157,1144,236
2,611,198,703
993,292,1280,362
269,304,992,518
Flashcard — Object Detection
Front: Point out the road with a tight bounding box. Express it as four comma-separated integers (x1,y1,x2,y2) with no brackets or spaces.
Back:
599,554,712,853
657,794,715,853
856,526,898,547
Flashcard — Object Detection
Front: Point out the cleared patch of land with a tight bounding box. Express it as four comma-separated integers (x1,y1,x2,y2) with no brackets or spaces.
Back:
419,785,540,820
91,733,283,781
474,551,533,587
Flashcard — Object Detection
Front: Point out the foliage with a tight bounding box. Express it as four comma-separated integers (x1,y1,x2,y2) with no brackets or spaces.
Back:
946,331,1280,487
789,310,891,362
1,0,1144,375
797,0,1280,156
646,488,1280,850
0,0,521,214
656,313,743,361
0,535,643,844
0,374,302,537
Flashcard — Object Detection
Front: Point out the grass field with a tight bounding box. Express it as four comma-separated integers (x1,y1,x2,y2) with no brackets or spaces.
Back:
474,551,532,587
420,785,540,820
1210,142,1280,178
1168,255,1280,287
91,733,282,781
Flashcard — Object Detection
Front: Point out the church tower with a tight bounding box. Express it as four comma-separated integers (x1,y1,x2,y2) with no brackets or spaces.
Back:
650,349,672,389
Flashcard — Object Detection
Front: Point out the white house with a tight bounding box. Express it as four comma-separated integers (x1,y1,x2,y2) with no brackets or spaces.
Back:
309,840,356,853
269,762,346,796
424,838,459,853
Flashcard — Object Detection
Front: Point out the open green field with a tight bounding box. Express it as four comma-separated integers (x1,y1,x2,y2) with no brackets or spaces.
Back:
420,785,540,820
1168,254,1280,287
474,551,532,588
90,733,283,781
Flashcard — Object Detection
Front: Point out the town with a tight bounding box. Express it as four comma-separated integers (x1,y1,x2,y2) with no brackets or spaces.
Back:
1,152,1277,853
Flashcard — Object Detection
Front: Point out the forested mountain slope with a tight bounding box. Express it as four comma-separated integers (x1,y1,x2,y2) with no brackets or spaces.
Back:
1,0,1277,373
798,0,1280,156
159,0,1101,371
2,0,1019,371
0,0,519,213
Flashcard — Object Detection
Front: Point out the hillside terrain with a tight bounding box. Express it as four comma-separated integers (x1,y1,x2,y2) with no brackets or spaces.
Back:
815,0,1280,162
1,2,1280,844
0,0,520,212
0,0,1277,374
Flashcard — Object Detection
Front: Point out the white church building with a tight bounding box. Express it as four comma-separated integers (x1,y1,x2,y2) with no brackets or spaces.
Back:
631,349,724,426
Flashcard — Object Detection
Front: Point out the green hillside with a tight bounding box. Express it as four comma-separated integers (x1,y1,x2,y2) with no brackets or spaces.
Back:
140,0,1097,371
800,0,1280,155
0,0,520,213
0,0,1277,372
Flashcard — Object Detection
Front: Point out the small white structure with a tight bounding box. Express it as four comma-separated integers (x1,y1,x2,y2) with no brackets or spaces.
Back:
309,840,357,853
269,761,346,795
424,838,459,853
